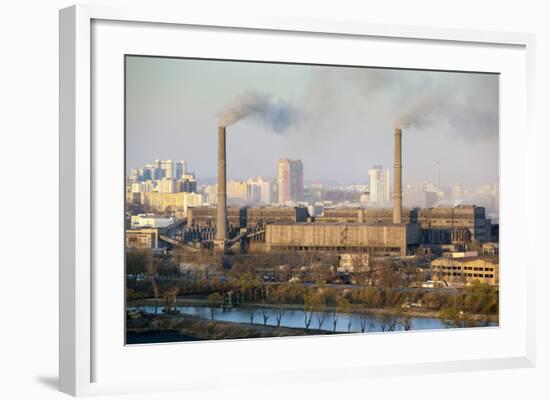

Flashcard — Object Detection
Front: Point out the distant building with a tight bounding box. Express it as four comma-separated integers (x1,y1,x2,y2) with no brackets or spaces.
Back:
452,183,465,200
246,206,309,228
129,191,203,213
157,178,177,193
177,176,197,193
403,190,438,208
203,184,217,205
130,182,144,193
187,206,244,230
277,159,303,204
174,160,187,180
417,205,491,242
130,214,176,228
368,165,390,205
482,242,499,256
126,228,160,249
227,180,249,204
337,253,370,273
247,176,272,204
431,256,499,286
307,203,324,217
316,207,416,224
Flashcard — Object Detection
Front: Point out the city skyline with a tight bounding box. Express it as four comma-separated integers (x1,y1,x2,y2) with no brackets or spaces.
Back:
128,157,498,189
126,56,499,186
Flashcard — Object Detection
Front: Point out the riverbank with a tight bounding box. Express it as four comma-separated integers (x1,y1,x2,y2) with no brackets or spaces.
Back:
128,312,333,341
129,296,499,324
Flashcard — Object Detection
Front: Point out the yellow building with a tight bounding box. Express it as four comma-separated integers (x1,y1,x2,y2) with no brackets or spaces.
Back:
126,228,159,249
431,256,499,286
126,191,203,213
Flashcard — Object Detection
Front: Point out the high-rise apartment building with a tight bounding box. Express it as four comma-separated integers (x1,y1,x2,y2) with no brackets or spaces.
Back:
174,160,187,180
158,178,177,193
203,184,218,205
247,176,272,205
368,165,390,205
277,159,303,204
227,180,249,204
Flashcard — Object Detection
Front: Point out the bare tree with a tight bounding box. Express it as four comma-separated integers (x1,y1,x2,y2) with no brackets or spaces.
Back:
268,285,286,327
336,296,353,333
246,305,257,325
303,291,316,329
379,313,399,332
399,313,413,331
260,302,270,326
359,313,371,333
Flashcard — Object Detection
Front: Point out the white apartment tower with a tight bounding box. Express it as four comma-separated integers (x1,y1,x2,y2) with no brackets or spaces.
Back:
368,165,390,205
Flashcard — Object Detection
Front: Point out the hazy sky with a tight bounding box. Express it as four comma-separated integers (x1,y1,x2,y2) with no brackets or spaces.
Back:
126,56,498,186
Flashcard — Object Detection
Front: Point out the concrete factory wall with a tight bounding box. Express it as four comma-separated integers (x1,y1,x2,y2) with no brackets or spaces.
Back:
187,206,243,228
316,207,415,224
188,206,308,229
265,222,421,256
417,205,490,241
247,206,308,227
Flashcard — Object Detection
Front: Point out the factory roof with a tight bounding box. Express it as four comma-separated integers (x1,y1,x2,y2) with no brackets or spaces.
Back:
266,222,411,227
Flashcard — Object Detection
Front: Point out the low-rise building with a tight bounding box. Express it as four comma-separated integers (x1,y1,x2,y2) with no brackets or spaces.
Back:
337,253,370,273
130,213,176,228
126,228,160,249
431,256,499,286
482,242,499,256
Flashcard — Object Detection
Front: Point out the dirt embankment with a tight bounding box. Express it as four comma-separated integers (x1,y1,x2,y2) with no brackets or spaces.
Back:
128,313,332,341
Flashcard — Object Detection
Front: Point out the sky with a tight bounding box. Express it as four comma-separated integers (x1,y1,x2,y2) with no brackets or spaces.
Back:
125,56,499,187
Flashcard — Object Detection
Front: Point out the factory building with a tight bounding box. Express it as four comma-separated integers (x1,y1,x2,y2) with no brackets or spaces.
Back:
210,125,494,257
187,205,308,229
246,206,309,228
264,222,421,257
315,207,416,224
316,205,492,245
187,206,245,229
417,205,491,242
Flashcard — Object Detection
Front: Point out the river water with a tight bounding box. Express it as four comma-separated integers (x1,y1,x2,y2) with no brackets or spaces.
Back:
132,304,489,333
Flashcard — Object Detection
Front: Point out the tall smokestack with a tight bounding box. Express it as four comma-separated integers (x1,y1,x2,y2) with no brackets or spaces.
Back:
393,128,403,224
216,126,227,243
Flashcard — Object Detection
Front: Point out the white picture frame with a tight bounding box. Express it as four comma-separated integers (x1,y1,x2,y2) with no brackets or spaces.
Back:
59,3,536,397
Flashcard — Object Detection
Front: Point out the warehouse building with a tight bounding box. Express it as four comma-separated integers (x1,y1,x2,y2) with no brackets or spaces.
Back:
417,205,491,243
265,222,421,257
431,256,499,286
187,205,308,229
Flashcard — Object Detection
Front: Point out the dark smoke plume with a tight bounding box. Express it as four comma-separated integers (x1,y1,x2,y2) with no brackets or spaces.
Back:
218,91,299,133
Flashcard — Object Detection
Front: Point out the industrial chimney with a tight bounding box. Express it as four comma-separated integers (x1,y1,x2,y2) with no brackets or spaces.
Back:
393,128,403,224
215,126,227,244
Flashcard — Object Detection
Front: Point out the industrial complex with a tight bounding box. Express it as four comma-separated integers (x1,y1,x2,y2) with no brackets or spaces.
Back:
126,125,499,288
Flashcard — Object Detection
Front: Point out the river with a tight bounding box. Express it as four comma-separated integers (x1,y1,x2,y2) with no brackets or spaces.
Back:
132,304,492,333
